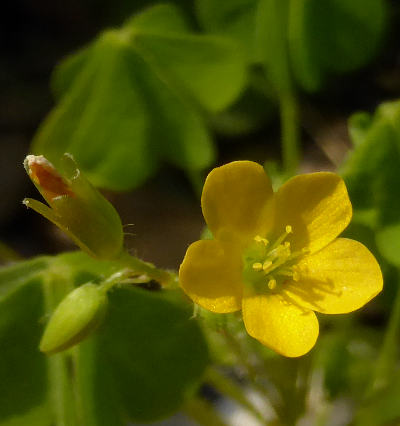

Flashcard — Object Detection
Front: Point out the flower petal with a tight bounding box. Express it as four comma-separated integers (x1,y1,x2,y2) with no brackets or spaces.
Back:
179,240,243,313
283,238,383,314
274,172,352,253
202,161,274,244
242,293,319,357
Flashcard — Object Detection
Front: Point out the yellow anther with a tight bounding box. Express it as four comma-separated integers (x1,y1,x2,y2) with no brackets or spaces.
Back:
268,278,277,290
285,225,293,234
252,262,263,271
292,271,300,282
262,260,272,271
284,241,291,248
254,235,269,246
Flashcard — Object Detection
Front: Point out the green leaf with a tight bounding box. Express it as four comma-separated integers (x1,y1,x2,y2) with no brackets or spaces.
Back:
32,3,247,191
355,371,400,426
255,0,292,95
376,224,400,268
288,0,324,92
341,100,400,224
348,112,373,147
51,46,92,100
195,0,258,61
78,287,209,423
0,252,209,424
33,32,154,191
341,100,400,266
289,0,387,91
0,259,51,426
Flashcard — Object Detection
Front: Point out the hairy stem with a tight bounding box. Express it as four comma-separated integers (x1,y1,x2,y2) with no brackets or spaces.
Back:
117,250,178,288
42,275,77,426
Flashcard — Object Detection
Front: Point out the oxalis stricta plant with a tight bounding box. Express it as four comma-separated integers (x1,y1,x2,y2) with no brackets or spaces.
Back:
18,153,384,425
25,155,382,356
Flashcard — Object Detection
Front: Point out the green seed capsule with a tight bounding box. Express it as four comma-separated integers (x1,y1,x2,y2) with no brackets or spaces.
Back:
40,283,108,355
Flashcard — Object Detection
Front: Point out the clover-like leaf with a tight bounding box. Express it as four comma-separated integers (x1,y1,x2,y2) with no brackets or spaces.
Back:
341,100,400,266
0,257,51,426
0,251,209,424
32,3,247,191
289,0,387,91
195,0,258,61
77,286,209,423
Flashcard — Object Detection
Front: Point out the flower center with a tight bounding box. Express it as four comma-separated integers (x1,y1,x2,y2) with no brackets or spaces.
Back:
243,225,306,292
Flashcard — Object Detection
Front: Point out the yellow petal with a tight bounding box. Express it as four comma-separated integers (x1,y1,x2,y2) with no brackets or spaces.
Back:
283,238,383,314
274,172,352,253
179,240,243,313
202,161,274,244
242,293,319,357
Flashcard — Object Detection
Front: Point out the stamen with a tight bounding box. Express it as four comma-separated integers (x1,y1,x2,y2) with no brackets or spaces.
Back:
263,256,290,275
276,269,300,282
285,249,307,262
254,235,269,246
246,224,303,292
268,278,277,290
270,225,293,250
252,262,263,271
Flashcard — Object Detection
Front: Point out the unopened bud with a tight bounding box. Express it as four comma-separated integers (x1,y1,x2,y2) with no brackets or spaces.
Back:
40,283,108,354
23,154,123,259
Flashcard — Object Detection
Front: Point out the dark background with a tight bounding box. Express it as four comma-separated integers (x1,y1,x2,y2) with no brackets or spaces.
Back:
1,0,400,268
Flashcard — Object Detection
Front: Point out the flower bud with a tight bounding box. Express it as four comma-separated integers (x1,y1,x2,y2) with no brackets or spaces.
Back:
23,154,123,259
40,283,108,354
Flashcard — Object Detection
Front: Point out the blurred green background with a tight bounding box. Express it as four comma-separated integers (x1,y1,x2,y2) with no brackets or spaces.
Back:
2,1,400,425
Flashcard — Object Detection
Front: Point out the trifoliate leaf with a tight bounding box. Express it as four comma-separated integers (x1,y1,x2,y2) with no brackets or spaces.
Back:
289,0,387,91
0,258,51,426
195,0,258,61
77,287,209,423
32,3,247,191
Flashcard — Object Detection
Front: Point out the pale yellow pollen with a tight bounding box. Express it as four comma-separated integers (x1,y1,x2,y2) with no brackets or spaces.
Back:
252,262,263,271
262,260,272,271
254,235,269,246
249,224,302,292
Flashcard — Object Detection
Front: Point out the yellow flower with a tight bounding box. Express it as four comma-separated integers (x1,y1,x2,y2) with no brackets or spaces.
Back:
179,161,383,357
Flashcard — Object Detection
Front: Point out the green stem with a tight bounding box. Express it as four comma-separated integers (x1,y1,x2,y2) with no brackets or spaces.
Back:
369,272,400,393
280,91,300,177
116,251,178,288
43,276,77,426
221,329,282,420
205,367,266,424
